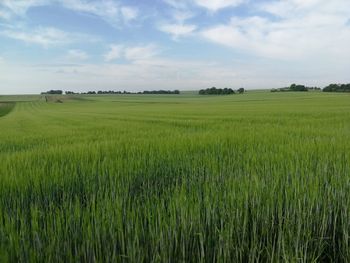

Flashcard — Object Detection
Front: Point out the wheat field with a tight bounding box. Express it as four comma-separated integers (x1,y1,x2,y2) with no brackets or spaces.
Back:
0,91,349,262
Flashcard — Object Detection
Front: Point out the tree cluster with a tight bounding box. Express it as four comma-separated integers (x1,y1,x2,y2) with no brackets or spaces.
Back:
199,87,245,95
41,90,63,95
271,83,350,93
290,84,309,91
323,84,350,92
271,84,320,92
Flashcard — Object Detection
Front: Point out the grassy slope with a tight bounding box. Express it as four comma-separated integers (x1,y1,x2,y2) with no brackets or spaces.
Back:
0,92,350,262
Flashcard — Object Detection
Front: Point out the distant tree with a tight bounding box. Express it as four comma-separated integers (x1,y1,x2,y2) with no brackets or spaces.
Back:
290,84,308,91
222,88,235,94
41,90,63,95
237,88,245,94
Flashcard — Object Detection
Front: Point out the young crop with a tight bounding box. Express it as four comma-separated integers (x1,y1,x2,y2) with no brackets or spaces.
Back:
0,92,349,262
0,102,15,118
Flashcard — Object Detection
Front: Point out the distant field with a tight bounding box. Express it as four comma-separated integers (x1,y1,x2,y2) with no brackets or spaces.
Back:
0,91,350,262
0,95,44,102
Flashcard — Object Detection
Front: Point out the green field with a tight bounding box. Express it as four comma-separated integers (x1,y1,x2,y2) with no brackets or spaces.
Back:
0,91,350,262
0,103,15,118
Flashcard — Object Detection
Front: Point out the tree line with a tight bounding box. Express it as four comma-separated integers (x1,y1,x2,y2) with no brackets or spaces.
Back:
271,84,321,92
40,83,350,96
142,90,180,94
271,83,350,93
43,90,180,95
323,84,350,92
199,87,245,95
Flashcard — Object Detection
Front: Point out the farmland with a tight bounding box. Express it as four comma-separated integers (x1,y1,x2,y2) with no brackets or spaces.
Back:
0,91,350,262
0,102,15,118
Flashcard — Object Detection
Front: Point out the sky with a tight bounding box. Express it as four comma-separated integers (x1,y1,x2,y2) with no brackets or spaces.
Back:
0,0,350,94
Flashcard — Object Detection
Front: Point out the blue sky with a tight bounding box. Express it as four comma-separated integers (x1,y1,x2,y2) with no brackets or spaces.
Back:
0,0,350,94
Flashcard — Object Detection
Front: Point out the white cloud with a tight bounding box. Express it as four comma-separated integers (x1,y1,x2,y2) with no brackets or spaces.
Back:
0,9,11,19
201,0,350,62
121,6,139,22
124,44,159,61
0,0,139,27
159,2,197,39
163,0,245,11
67,49,89,60
259,0,350,18
193,0,245,11
172,10,195,22
0,0,48,17
1,27,71,47
1,26,99,47
160,0,242,38
163,0,188,10
104,45,123,62
159,23,197,38
60,0,122,26
104,44,159,62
